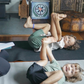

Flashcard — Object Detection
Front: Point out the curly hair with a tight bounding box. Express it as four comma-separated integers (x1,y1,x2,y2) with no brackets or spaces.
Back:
65,35,81,50
65,63,84,83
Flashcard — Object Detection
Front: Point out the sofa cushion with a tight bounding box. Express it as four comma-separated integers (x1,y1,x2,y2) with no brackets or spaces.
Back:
60,11,84,32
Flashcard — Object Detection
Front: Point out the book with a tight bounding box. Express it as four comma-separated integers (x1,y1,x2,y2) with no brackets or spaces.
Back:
0,42,15,50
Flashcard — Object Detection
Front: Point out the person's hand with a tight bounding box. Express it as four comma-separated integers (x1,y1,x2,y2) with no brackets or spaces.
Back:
0,50,1,52
42,37,56,44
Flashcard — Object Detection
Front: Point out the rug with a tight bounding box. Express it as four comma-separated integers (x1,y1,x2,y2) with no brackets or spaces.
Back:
0,14,33,35
6,40,84,62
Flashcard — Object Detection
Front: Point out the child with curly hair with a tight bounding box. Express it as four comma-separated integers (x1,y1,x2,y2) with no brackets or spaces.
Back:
26,37,84,84
24,13,80,52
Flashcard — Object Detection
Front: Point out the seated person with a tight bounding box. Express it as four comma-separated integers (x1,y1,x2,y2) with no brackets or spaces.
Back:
0,50,10,77
24,13,80,52
26,37,83,84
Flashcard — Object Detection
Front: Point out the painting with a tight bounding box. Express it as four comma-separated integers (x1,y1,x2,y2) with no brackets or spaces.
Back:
31,1,50,19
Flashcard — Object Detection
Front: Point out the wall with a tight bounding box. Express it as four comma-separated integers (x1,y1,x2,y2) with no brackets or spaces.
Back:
6,0,21,13
6,0,84,13
5,0,50,13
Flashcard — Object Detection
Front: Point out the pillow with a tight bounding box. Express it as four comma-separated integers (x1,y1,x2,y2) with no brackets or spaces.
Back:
59,11,84,32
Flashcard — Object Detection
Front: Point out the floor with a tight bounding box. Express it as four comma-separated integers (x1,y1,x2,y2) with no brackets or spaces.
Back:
0,13,84,41
0,14,33,35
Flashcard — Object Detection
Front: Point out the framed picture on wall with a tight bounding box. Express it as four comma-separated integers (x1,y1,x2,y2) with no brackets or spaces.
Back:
30,0,50,19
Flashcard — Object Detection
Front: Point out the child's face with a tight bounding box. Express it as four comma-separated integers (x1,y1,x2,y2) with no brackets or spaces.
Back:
62,63,79,77
63,35,75,48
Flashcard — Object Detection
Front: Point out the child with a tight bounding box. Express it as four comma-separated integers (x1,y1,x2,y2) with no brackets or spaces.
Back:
26,37,84,84
24,13,80,52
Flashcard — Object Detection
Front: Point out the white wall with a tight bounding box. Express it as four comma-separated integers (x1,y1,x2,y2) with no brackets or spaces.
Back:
6,0,20,13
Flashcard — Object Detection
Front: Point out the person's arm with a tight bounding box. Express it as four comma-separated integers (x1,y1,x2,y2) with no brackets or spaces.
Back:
40,70,63,84
36,36,56,66
36,41,48,67
39,38,63,84
40,45,63,84
46,45,55,62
